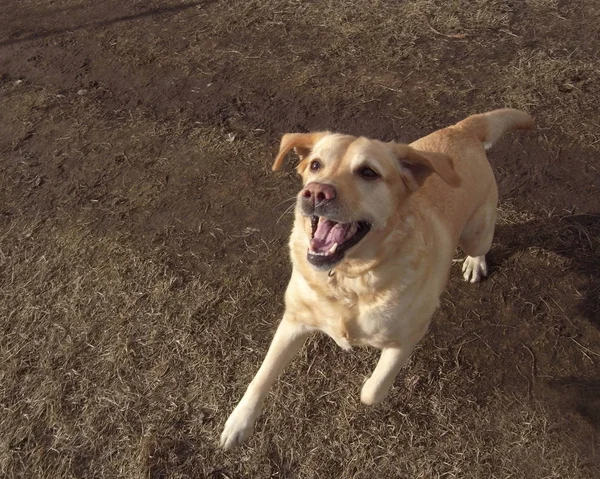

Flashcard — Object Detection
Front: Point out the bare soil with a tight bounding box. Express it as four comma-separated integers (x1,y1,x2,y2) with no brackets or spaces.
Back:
1,1,599,478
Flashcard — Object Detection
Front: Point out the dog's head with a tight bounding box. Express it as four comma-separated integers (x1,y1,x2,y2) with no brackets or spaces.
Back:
273,132,460,270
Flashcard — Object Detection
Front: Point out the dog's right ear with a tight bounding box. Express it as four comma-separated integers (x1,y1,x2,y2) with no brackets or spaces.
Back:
272,132,328,171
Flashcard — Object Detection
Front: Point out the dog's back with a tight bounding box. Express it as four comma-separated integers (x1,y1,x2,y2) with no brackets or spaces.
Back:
409,109,533,243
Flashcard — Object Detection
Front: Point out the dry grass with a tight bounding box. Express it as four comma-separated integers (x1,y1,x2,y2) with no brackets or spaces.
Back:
497,202,538,225
1,219,596,478
0,220,216,477
499,50,600,148
1,0,599,478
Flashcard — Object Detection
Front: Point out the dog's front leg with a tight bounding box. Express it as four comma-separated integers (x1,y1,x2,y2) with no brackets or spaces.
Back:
220,318,309,450
360,344,416,405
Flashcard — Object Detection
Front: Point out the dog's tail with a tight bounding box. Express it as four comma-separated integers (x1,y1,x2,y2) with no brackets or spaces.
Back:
455,108,534,150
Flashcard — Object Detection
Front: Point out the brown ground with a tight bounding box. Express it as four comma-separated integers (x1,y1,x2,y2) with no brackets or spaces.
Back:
1,1,599,478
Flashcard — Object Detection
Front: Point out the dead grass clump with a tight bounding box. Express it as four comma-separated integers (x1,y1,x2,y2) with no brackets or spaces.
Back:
0,219,222,478
499,50,600,148
401,0,512,36
497,201,537,225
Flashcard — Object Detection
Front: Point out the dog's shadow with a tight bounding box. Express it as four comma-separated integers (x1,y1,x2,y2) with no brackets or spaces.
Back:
487,213,600,439
548,377,600,428
490,212,600,329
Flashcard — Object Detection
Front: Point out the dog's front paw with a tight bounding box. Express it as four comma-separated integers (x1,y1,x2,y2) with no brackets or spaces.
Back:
360,377,389,406
220,403,258,450
462,255,488,283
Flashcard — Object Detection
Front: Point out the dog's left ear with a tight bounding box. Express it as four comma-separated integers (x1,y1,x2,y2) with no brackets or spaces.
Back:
272,132,329,171
391,143,461,191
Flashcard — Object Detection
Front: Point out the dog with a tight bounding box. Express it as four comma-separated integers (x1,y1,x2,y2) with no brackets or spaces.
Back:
220,109,533,449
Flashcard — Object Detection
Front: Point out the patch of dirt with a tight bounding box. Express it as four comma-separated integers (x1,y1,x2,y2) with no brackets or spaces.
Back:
1,1,599,478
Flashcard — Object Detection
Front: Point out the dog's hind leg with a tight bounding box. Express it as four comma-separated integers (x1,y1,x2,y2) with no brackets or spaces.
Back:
220,318,309,449
459,186,498,283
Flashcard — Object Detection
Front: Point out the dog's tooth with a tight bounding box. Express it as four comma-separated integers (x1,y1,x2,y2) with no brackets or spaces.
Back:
327,243,338,255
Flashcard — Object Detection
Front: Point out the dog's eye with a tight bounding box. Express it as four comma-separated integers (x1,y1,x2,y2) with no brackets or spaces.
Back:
310,160,321,172
358,167,379,179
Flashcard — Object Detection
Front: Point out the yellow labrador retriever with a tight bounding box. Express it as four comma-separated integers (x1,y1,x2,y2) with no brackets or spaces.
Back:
220,109,533,449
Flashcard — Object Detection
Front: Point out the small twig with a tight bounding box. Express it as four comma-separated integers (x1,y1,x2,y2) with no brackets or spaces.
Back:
539,295,576,328
377,84,402,93
306,354,317,376
316,387,344,400
474,333,498,357
522,343,536,395
571,338,600,360
453,337,478,371
516,365,533,399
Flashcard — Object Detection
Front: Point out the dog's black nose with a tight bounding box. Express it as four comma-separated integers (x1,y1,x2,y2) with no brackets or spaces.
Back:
302,182,336,209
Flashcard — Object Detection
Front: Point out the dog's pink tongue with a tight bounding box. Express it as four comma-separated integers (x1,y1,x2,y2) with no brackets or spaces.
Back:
311,220,349,252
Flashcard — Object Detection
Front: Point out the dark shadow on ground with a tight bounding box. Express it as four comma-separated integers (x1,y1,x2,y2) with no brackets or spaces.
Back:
493,213,600,329
548,377,600,430
0,1,210,47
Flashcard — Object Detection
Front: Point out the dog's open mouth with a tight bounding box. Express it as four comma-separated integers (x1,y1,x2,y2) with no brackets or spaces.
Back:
307,215,371,268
